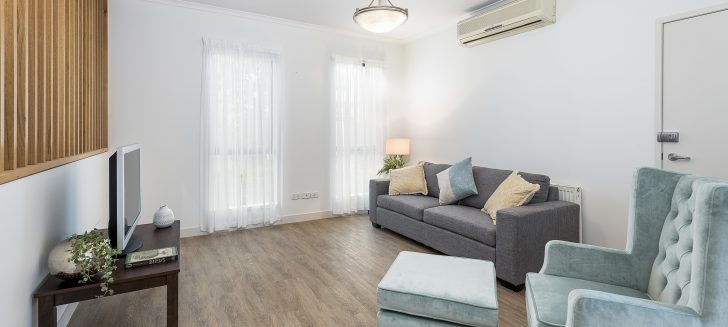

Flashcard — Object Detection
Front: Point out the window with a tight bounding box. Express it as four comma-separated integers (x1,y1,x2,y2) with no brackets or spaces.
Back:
200,39,280,232
331,56,386,215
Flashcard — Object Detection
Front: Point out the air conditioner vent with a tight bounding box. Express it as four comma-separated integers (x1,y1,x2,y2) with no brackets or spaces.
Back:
458,0,556,47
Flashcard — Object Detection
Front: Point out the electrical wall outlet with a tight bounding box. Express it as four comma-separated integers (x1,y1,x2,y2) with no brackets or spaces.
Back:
292,192,318,200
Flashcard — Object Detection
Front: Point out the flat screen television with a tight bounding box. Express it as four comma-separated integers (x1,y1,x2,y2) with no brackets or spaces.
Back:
109,144,143,254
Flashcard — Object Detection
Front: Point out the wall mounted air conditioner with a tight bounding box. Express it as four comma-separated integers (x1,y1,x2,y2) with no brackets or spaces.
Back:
458,0,556,47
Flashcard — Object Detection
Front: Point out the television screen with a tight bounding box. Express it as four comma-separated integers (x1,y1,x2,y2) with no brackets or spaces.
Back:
123,148,141,234
109,144,144,253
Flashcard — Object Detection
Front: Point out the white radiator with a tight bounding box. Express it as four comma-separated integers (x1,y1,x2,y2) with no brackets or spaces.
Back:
553,184,583,243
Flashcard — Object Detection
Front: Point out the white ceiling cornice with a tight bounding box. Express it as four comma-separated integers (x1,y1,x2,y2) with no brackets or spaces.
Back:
142,0,408,45
402,0,512,44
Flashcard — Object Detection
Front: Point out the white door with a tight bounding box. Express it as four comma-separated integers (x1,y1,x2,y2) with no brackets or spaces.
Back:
658,7,728,179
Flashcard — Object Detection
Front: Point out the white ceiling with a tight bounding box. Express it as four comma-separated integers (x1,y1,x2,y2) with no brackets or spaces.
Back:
183,0,503,41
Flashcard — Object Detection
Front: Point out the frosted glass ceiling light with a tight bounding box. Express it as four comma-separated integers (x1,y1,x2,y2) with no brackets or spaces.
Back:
354,0,408,34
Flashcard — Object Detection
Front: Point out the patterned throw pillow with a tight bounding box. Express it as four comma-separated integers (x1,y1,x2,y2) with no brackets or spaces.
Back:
436,158,479,205
389,164,428,196
482,171,540,224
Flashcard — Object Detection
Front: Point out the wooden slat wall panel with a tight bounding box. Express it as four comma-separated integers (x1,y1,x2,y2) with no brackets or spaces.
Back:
83,0,88,153
63,0,69,157
90,0,94,151
38,0,45,163
68,0,74,156
94,0,99,149
27,0,35,166
47,0,54,161
92,0,96,150
0,0,107,185
4,0,16,171
60,0,65,157
51,0,57,160
85,0,89,153
1,0,6,173
17,0,27,169
102,0,107,148
80,0,85,153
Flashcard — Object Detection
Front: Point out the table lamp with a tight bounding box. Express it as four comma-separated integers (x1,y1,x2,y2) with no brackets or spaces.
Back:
379,138,410,175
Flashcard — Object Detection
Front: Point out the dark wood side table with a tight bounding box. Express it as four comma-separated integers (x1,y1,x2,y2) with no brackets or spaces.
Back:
34,221,181,327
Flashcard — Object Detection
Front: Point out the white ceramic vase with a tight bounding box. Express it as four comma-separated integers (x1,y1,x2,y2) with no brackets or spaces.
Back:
48,240,83,280
153,205,175,228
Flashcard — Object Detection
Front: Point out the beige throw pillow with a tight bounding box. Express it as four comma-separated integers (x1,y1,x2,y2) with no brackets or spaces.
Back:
483,171,540,224
389,164,428,196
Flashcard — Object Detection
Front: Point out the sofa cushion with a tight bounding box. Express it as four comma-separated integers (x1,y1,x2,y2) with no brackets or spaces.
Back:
460,167,550,209
423,162,451,199
521,173,551,203
389,164,428,196
525,273,649,327
378,195,441,221
423,205,496,247
546,186,560,202
483,171,541,223
378,251,498,327
436,158,478,205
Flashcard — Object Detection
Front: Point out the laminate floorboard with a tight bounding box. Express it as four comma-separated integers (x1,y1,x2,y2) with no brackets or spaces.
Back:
68,215,527,327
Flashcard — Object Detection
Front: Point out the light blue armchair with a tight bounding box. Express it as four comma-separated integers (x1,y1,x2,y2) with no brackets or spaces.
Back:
525,167,728,327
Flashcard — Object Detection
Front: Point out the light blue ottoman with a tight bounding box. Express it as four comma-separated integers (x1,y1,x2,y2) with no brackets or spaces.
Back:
377,251,499,327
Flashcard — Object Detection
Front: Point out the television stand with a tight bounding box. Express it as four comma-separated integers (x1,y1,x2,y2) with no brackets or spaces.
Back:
34,221,180,327
121,233,144,255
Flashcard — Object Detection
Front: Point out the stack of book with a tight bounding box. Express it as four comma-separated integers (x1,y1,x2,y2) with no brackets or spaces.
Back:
125,247,178,268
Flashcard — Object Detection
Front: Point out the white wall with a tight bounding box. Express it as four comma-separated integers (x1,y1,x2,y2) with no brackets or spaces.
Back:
401,0,725,248
107,0,404,231
9,3,725,324
0,155,108,327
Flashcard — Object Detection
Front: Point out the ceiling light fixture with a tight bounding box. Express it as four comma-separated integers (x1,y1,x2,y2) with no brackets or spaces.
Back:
354,0,409,34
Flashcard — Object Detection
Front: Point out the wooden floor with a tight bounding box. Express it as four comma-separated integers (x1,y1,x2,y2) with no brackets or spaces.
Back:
69,215,527,327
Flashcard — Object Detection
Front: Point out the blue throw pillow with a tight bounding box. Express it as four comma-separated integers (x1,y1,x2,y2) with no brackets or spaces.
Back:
436,158,478,205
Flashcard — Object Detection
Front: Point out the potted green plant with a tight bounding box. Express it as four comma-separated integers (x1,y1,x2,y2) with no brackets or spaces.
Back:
379,138,410,175
48,230,121,297
378,155,408,176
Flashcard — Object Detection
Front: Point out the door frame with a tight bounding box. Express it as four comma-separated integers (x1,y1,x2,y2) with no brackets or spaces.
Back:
654,4,728,168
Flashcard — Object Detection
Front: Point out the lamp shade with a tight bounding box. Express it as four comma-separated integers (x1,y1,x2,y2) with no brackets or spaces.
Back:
354,0,408,34
386,138,410,155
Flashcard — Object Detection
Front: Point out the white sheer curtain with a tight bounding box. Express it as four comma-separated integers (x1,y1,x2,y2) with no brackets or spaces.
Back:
331,56,386,215
200,38,281,233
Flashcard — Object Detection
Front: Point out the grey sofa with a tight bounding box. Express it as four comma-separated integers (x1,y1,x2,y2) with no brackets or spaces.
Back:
369,162,580,290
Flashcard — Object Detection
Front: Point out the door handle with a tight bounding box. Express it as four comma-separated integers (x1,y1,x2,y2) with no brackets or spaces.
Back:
667,153,691,161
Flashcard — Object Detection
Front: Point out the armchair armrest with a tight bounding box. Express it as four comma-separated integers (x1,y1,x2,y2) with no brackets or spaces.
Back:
369,178,390,224
495,201,580,286
542,241,641,290
566,290,700,327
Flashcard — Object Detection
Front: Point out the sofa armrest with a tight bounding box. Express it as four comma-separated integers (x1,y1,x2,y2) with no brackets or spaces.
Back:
369,178,390,224
495,201,580,286
566,290,700,327
541,240,641,289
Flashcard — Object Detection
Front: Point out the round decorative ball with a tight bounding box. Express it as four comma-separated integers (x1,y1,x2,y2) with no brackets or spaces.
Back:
48,240,83,280
153,205,175,228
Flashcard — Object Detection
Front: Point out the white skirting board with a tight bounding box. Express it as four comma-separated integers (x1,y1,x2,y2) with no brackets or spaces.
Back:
552,184,583,243
180,211,338,238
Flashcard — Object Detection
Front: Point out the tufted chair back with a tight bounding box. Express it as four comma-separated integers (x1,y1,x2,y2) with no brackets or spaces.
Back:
645,175,728,316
